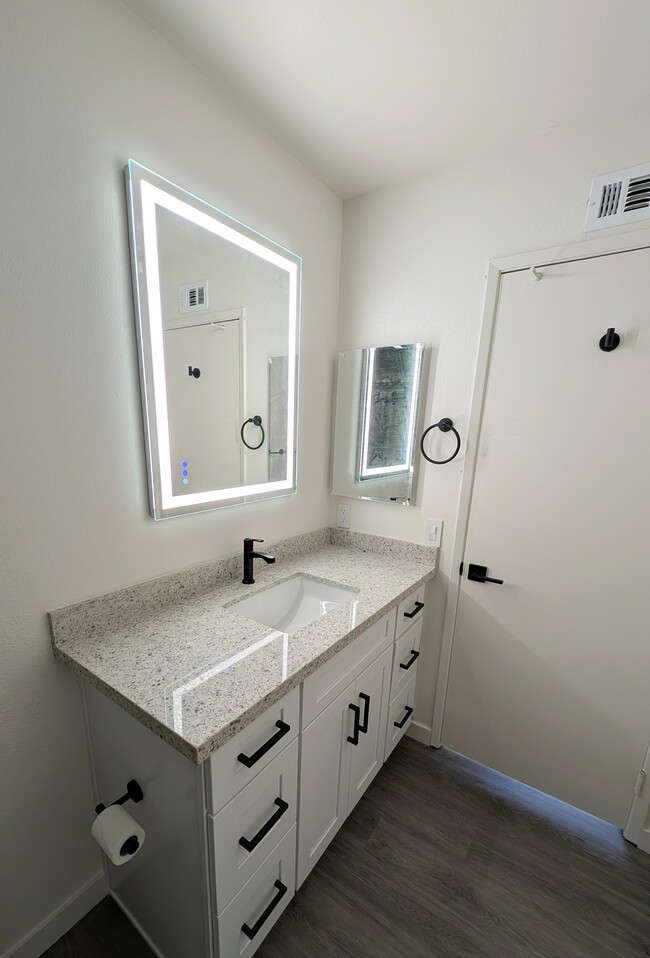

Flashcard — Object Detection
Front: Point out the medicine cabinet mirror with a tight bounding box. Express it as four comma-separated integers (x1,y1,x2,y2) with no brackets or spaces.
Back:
125,160,300,519
331,343,428,505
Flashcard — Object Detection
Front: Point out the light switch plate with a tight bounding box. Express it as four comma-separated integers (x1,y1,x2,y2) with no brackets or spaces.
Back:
424,518,442,547
336,503,351,529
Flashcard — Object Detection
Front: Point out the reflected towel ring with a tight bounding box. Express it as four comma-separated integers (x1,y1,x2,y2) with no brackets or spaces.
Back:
420,417,461,464
240,415,265,450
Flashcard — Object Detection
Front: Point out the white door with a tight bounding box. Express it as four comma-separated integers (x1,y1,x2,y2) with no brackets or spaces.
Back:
348,646,393,812
443,248,650,827
624,742,650,850
164,319,242,494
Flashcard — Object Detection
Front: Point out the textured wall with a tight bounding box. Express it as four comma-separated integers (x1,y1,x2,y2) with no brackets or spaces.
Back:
0,0,340,952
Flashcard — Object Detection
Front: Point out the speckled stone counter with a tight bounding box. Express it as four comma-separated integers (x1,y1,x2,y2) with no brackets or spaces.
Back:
49,529,436,764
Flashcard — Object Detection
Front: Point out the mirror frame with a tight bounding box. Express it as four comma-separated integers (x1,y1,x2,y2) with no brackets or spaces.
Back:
331,343,429,505
125,160,301,519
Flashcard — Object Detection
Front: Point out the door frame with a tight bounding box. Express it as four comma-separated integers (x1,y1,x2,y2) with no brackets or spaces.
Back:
430,224,650,748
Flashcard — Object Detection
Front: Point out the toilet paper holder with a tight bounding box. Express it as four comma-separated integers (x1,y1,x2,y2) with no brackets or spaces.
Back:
95,778,144,816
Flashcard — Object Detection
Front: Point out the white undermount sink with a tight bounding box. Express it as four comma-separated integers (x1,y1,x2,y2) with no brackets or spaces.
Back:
230,575,357,634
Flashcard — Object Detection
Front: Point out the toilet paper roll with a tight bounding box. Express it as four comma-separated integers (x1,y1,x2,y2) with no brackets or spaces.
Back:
91,805,145,866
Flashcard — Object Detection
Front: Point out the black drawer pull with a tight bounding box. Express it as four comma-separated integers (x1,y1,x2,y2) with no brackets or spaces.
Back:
241,879,288,940
394,705,414,729
237,721,291,769
239,798,290,853
347,703,361,745
358,693,370,734
399,649,420,671
403,600,424,619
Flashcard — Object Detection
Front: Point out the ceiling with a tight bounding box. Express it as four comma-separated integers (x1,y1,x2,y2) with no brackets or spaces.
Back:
122,0,650,199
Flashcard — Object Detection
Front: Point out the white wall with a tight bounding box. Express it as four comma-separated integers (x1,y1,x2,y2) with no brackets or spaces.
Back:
336,103,650,737
0,0,341,953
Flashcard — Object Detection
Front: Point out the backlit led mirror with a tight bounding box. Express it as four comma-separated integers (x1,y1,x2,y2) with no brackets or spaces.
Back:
125,161,300,519
331,344,428,504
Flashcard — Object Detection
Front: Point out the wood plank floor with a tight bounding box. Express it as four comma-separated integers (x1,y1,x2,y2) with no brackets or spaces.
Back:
45,738,650,957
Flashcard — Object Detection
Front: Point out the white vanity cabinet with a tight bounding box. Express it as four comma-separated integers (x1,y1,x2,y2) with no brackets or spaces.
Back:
380,590,425,761
297,643,393,886
82,585,426,958
296,589,424,888
84,682,302,958
206,688,300,957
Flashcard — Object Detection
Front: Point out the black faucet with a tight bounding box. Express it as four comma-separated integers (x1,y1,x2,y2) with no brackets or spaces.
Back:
242,538,275,585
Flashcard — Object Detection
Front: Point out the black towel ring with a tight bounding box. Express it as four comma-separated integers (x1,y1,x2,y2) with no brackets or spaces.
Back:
240,415,265,450
420,417,461,464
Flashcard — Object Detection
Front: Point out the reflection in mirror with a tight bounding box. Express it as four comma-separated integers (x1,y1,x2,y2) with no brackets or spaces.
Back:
331,344,428,504
125,161,300,518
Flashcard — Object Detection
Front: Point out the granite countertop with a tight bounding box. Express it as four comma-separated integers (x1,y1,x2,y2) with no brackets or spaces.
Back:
49,529,436,764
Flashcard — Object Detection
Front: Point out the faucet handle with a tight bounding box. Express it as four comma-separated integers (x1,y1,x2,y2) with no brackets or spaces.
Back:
244,537,264,544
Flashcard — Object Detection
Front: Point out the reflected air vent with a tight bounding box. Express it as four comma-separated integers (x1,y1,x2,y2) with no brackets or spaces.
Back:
586,162,650,231
598,181,622,218
179,281,208,314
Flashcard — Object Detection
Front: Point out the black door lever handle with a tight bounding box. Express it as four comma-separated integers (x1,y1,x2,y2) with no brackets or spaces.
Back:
467,563,504,585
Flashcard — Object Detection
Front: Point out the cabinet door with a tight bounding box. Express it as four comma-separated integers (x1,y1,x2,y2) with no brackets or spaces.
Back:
296,685,353,887
347,645,393,813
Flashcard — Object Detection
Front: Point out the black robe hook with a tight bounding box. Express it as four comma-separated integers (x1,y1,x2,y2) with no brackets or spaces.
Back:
599,328,621,352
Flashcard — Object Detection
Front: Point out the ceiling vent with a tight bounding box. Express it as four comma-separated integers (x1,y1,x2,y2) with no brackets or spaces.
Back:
179,281,208,314
585,162,650,232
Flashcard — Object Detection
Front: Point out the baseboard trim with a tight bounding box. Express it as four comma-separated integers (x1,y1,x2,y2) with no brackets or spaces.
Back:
110,891,166,958
2,870,107,958
405,720,432,746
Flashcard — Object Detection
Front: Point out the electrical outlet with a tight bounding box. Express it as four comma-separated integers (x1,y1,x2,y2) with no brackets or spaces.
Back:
424,518,443,547
336,503,351,529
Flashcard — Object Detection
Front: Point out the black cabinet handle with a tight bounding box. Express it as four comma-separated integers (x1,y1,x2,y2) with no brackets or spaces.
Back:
404,601,424,619
237,721,291,768
241,879,288,940
467,563,504,585
399,649,420,671
239,798,289,853
394,705,414,729
358,693,370,734
347,703,361,745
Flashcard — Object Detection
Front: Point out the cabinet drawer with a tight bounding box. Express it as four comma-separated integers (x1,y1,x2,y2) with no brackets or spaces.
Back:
209,738,298,914
390,617,423,699
385,675,417,761
395,585,426,639
301,608,396,728
215,824,296,958
207,687,299,813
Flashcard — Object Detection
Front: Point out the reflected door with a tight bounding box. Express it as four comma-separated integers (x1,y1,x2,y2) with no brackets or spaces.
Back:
164,320,242,494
